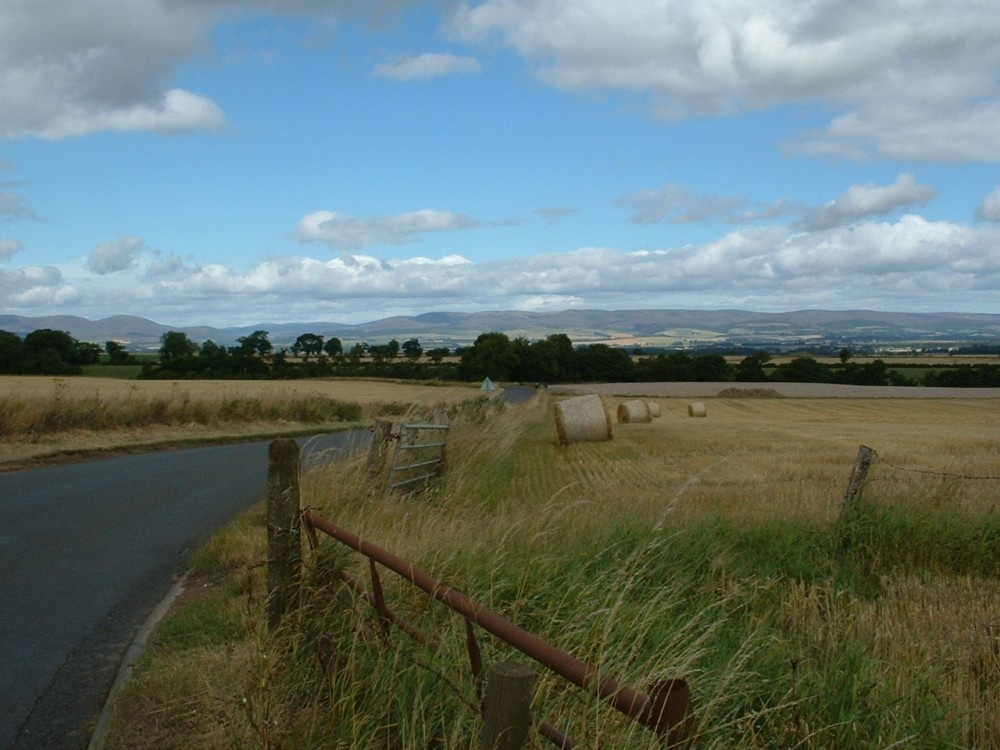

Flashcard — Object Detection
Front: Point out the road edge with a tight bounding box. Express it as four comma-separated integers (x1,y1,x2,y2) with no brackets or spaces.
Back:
87,570,191,750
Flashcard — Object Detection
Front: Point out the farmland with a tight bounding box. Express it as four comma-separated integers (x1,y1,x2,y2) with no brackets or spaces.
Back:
0,375,483,468
94,385,1000,748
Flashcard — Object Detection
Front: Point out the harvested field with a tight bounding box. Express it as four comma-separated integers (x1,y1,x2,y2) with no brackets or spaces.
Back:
551,380,1000,398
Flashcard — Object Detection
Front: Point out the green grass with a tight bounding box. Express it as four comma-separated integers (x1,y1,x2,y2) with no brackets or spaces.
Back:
103,395,1000,749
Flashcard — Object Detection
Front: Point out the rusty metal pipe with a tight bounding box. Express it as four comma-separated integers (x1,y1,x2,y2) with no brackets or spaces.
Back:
304,509,663,734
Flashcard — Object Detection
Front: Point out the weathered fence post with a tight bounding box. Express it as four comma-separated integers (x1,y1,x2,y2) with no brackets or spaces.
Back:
842,444,874,513
267,438,301,632
481,661,535,750
367,418,395,473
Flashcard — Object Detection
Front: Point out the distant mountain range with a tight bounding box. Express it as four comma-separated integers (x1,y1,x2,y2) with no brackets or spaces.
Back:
3,310,1000,352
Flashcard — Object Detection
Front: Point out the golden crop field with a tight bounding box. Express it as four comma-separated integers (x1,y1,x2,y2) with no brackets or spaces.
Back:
0,374,481,403
0,375,485,468
30,381,999,747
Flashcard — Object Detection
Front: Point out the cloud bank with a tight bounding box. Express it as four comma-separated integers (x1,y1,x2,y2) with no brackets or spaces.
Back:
450,0,1000,162
4,184,1000,324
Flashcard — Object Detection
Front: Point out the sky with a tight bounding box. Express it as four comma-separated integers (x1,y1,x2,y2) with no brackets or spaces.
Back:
2,0,1000,328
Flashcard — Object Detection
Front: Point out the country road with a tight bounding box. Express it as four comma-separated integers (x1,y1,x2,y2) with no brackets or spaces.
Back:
0,431,368,750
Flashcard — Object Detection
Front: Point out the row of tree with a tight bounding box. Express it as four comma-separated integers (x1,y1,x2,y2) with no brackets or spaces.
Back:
148,330,452,379
0,328,130,375
4,326,1000,387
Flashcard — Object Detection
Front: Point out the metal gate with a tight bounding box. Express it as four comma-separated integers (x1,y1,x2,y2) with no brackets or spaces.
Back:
386,423,449,491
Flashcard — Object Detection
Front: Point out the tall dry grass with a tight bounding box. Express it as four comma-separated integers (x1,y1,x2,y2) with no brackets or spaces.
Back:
104,393,1000,749
0,376,483,466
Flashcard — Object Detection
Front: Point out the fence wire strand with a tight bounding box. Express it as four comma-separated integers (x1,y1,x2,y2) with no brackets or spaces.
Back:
870,447,1000,481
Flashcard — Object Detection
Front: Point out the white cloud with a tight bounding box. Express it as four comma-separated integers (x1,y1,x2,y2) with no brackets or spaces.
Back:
798,174,936,231
87,235,144,275
975,186,1000,222
0,190,37,219
5,210,999,324
297,209,481,250
374,52,481,81
450,0,1000,162
0,264,79,306
0,0,227,139
618,183,787,225
0,237,23,261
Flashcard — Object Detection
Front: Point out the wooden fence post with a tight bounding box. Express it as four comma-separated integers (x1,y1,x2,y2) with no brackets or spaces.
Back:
842,444,874,513
481,661,535,750
367,419,395,473
267,438,302,632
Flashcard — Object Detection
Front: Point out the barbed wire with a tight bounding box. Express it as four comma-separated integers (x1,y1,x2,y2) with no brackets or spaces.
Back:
870,447,1000,481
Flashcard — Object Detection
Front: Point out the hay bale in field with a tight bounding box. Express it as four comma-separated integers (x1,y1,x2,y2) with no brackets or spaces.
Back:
646,401,661,418
687,402,707,418
555,394,613,445
617,399,652,424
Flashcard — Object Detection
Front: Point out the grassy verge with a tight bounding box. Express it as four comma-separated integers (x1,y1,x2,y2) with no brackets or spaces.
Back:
103,394,1000,748
0,376,483,469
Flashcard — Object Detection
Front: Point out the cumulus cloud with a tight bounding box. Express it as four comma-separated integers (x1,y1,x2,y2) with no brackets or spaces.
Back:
0,190,38,219
297,209,480,250
0,264,79,307
618,183,787,225
975,186,1000,222
798,174,936,231
374,52,481,81
6,209,999,324
87,235,144,275
0,0,421,139
449,0,1000,162
0,0,229,139
0,237,22,261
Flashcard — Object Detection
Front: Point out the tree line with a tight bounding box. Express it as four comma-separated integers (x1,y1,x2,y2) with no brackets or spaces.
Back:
3,326,1000,387
0,328,125,375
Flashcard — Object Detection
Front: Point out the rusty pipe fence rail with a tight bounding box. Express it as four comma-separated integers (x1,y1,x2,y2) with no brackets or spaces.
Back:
302,508,693,748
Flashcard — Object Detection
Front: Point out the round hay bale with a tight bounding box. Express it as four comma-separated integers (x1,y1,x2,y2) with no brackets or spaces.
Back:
687,402,707,418
555,394,613,444
646,401,661,418
617,399,652,424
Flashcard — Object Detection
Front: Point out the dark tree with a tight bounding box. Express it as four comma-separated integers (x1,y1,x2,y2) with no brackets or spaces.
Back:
734,355,767,381
323,337,343,358
22,329,83,374
237,330,273,358
459,332,518,381
72,341,103,365
105,340,131,364
159,331,199,363
386,338,400,360
426,347,449,363
292,333,324,358
577,344,635,382
0,330,23,373
692,354,731,381
770,357,833,383
348,342,367,364
401,338,423,361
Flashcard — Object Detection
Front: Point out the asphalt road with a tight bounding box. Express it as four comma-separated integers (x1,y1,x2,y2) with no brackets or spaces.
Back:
0,431,368,750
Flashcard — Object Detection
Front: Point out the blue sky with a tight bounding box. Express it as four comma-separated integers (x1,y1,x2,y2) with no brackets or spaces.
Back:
2,0,1000,327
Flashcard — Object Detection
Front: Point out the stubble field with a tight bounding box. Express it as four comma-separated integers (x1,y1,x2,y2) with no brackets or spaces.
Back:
100,385,999,748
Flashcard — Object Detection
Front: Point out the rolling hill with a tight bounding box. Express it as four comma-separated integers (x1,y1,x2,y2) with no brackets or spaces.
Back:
3,309,999,352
